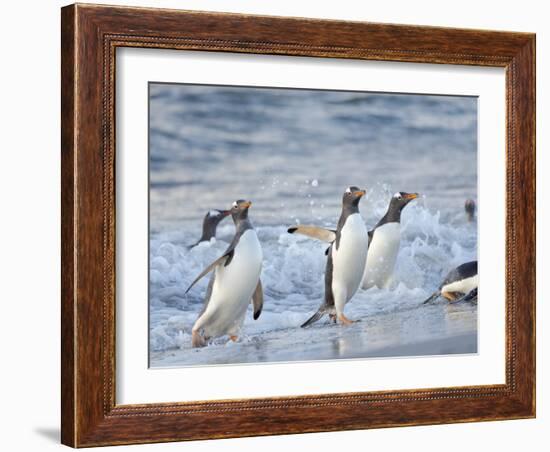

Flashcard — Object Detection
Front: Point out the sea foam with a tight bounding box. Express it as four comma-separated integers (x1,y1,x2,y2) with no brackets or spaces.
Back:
149,189,476,354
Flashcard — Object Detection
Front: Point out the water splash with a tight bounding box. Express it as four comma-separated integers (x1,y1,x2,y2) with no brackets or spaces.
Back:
149,190,476,354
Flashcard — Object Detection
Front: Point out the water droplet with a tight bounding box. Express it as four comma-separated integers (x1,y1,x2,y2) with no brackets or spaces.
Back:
311,179,319,187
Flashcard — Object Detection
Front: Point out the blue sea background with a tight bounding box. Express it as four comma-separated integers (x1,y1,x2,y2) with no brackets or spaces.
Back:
148,83,478,367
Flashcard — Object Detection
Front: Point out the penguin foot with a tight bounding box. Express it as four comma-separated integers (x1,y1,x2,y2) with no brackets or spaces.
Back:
192,330,206,348
338,314,357,325
442,291,459,302
229,335,239,342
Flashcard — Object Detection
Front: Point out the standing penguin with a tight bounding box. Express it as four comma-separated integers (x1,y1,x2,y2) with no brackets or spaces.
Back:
185,200,263,347
464,199,476,222
361,192,418,290
189,209,231,248
422,261,478,304
288,186,368,327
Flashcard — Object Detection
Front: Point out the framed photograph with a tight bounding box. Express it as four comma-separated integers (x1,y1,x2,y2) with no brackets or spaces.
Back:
61,3,535,447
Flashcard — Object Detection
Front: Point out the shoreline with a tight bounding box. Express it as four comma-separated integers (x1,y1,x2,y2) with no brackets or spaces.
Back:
150,305,477,368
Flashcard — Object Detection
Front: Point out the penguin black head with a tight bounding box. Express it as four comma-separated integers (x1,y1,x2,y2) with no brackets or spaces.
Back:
464,199,476,222
199,209,230,242
230,199,252,223
389,192,419,211
342,186,366,207
378,192,418,225
204,209,230,225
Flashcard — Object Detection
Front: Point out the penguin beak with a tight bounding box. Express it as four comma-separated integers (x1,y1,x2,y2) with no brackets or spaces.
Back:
356,190,366,197
404,193,419,200
241,201,252,209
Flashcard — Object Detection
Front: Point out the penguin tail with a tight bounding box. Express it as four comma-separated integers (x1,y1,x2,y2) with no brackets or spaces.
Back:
422,291,440,305
301,307,328,328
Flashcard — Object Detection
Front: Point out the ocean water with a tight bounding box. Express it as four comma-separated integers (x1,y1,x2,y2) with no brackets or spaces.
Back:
148,83,478,367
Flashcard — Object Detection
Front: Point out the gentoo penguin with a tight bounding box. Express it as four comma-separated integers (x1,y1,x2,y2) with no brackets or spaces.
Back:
189,209,231,248
361,192,418,290
422,261,478,304
185,200,263,347
464,199,476,222
288,186,368,327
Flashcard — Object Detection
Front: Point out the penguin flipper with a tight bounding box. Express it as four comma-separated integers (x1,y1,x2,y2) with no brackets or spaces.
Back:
301,306,328,328
422,291,441,304
187,240,201,250
251,279,263,320
185,252,232,294
288,225,336,243
196,273,216,318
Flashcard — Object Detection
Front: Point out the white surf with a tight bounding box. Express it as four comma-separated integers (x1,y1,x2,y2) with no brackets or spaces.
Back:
149,197,478,361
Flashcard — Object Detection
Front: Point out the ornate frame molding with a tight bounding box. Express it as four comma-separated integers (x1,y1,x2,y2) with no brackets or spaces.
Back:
61,4,535,447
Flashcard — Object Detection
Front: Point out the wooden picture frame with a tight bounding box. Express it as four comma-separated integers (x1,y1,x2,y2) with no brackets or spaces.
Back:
61,3,535,447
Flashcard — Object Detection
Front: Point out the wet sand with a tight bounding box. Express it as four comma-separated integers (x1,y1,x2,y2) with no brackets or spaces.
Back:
150,303,477,367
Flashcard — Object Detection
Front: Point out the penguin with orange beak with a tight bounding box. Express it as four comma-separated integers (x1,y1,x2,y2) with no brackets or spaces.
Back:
186,200,263,347
361,192,419,290
189,209,231,248
288,186,369,327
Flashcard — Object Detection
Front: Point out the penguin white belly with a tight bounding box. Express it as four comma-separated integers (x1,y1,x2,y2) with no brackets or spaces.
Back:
441,274,478,296
361,222,401,290
198,230,262,338
331,213,368,312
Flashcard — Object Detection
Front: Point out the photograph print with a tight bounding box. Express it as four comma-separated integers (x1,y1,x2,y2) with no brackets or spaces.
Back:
148,82,478,367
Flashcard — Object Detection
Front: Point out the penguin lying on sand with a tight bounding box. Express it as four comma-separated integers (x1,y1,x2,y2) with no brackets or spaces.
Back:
288,186,368,327
422,261,478,304
189,209,231,248
361,192,418,290
186,200,263,347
